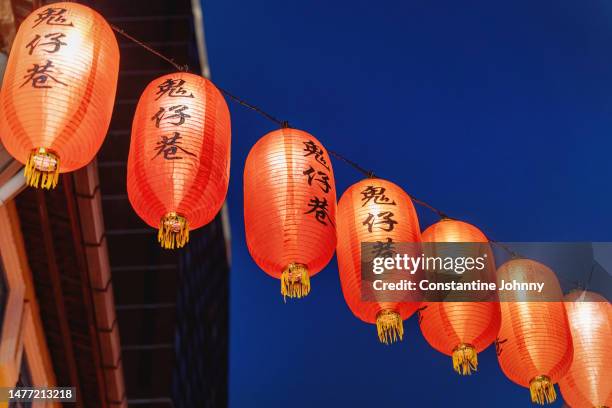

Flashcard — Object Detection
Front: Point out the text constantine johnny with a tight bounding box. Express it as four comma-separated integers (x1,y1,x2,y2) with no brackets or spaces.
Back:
372,279,545,293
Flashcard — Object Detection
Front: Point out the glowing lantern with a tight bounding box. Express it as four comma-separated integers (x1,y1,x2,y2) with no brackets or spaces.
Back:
336,178,421,344
244,127,336,300
496,259,573,405
559,290,612,408
0,2,119,189
127,72,231,249
418,219,500,375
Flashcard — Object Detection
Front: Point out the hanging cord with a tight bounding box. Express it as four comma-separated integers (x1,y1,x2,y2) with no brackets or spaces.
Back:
110,18,516,246
110,24,189,72
111,25,288,126
328,150,451,219
410,196,451,220
328,150,376,179
489,240,520,258
328,147,523,258
575,263,596,292
585,264,595,290
215,86,288,127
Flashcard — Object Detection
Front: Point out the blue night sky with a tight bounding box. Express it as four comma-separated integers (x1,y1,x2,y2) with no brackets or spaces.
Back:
202,1,612,407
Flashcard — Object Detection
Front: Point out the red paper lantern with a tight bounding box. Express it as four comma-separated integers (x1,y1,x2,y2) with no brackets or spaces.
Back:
336,178,421,344
0,2,119,189
419,219,500,375
127,72,231,249
496,259,573,405
243,127,337,300
559,290,612,408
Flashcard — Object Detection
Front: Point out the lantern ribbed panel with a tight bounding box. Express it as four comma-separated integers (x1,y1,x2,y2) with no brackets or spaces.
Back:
496,259,573,401
0,2,119,172
336,178,421,324
419,220,500,363
127,72,231,231
559,291,612,408
243,128,337,279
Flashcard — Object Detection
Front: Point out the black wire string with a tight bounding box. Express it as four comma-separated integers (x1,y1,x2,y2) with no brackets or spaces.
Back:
489,240,520,259
327,147,527,269
110,23,596,291
111,24,288,126
106,25,529,229
215,86,288,127
327,149,452,219
411,197,451,220
585,264,595,290
327,150,376,179
110,24,189,72
328,142,533,262
109,23,489,225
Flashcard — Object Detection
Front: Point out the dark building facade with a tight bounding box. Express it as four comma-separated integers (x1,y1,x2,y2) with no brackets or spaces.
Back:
174,218,230,408
0,0,230,407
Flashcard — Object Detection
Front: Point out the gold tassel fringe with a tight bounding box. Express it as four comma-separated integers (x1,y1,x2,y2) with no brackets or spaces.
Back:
158,212,189,249
529,375,557,405
376,309,403,345
280,263,310,301
452,343,478,375
24,148,60,190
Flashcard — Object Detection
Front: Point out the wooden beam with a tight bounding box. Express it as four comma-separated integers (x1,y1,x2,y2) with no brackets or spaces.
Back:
73,160,127,406
0,203,26,396
4,200,58,392
63,174,109,408
35,189,84,407
21,303,62,408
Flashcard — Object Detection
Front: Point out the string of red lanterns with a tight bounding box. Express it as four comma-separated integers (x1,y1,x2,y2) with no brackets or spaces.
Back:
0,3,609,406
